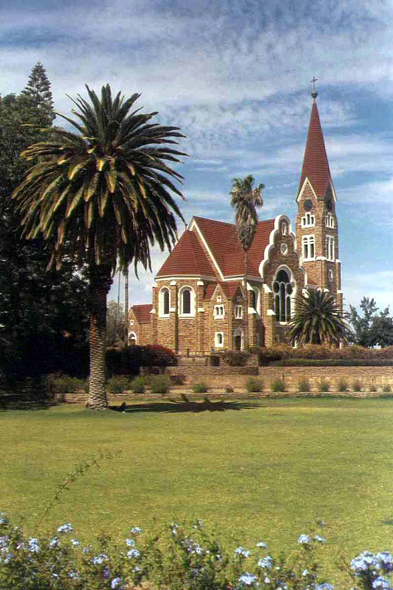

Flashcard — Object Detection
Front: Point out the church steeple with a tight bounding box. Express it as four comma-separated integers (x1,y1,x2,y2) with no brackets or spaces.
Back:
297,89,335,201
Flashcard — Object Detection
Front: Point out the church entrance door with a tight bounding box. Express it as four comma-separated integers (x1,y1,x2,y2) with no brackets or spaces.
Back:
234,335,241,350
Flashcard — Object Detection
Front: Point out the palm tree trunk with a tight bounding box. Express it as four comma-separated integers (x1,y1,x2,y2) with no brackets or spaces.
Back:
88,264,112,410
244,249,249,351
124,266,129,346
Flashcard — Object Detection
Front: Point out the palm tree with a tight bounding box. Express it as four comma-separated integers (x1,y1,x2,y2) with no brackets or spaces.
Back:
288,289,349,346
229,175,264,350
13,85,186,409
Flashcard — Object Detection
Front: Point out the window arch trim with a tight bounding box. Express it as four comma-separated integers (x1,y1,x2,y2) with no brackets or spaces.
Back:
178,286,195,317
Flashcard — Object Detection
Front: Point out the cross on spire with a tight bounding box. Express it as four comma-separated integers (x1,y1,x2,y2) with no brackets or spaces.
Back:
311,76,318,99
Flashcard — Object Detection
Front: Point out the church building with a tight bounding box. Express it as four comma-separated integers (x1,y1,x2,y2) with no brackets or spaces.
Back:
129,90,343,353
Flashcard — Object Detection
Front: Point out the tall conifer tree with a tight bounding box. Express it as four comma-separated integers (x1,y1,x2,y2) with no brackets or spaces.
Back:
22,61,55,125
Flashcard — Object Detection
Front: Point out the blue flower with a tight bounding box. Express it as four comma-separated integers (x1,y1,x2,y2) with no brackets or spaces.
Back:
314,535,326,544
28,538,40,553
127,549,141,559
235,546,251,558
49,537,60,548
91,553,108,565
71,539,80,546
351,551,378,574
82,546,91,554
3,552,13,564
125,538,135,547
256,541,267,549
69,571,80,580
130,527,142,535
111,578,123,589
298,534,311,545
372,577,391,589
377,552,393,573
315,584,334,590
0,536,9,548
57,523,73,534
239,572,258,586
258,556,273,569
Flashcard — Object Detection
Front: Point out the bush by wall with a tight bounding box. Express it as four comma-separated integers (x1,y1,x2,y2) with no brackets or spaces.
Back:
221,350,250,367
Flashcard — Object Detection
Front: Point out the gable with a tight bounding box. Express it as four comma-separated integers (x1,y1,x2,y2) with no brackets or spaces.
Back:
156,230,216,278
130,304,152,323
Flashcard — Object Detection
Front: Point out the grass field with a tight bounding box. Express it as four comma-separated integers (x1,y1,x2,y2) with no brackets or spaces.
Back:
1,397,393,584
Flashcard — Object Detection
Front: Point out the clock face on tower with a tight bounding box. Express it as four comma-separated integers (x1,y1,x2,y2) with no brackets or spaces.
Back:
303,199,313,211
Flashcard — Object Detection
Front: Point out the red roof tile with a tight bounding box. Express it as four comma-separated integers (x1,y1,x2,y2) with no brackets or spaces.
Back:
156,230,216,278
131,304,152,323
298,99,333,198
204,284,216,300
219,281,243,299
194,217,275,277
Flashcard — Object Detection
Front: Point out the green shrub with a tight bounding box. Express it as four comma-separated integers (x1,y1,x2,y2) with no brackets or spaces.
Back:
150,375,171,394
318,378,330,392
130,376,147,393
351,379,363,392
221,350,250,366
293,344,333,360
270,376,286,393
382,384,392,393
107,376,132,393
369,383,378,392
193,382,209,393
298,377,311,392
271,359,393,367
338,378,349,392
170,374,185,385
225,384,234,393
258,344,292,365
245,378,264,393
48,374,87,393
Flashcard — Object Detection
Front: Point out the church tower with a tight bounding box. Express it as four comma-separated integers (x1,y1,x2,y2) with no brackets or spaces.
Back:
295,83,343,309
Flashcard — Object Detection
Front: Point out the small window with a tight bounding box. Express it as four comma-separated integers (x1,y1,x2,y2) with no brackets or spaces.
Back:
234,305,243,319
217,295,221,302
281,221,288,235
179,287,194,316
159,288,170,316
301,213,315,228
325,213,335,228
214,305,225,318
215,332,224,347
326,235,335,261
250,290,256,310
302,235,315,260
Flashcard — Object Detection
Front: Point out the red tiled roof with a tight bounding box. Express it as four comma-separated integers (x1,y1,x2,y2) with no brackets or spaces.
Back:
219,281,243,299
194,217,275,277
204,284,216,300
298,99,333,198
131,304,152,323
156,230,216,278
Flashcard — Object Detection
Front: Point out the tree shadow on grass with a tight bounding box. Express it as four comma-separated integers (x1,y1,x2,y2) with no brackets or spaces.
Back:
110,395,262,414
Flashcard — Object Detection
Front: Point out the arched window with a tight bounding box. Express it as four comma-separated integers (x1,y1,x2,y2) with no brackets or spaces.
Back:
179,287,194,316
129,332,137,345
215,332,224,347
250,290,256,310
159,288,170,316
281,220,288,235
273,270,293,322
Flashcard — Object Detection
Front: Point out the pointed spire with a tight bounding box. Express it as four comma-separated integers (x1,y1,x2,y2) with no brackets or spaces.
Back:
298,92,334,199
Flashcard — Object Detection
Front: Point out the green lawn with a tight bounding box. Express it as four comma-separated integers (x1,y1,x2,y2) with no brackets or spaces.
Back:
1,397,393,583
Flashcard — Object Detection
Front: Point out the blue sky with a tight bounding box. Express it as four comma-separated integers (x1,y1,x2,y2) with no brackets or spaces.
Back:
3,0,393,313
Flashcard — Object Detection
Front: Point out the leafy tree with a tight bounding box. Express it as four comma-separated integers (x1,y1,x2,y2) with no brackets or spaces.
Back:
229,174,264,350
13,85,187,409
349,297,393,348
289,289,349,346
0,80,90,380
21,61,55,125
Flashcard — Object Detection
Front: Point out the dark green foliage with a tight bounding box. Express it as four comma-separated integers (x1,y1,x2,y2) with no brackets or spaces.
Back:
338,379,349,392
349,297,393,348
382,384,392,393
225,384,234,393
193,382,209,393
107,376,133,393
245,377,264,392
21,61,55,125
289,290,349,346
48,375,88,394
221,350,250,366
318,379,330,392
106,344,177,377
352,379,363,392
130,376,147,393
149,374,171,394
298,378,311,392
0,78,90,379
270,377,286,392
